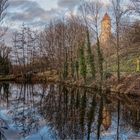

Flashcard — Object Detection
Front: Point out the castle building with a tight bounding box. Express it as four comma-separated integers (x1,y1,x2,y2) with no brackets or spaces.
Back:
100,13,111,52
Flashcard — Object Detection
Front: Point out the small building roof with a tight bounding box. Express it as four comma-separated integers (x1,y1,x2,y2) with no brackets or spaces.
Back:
102,13,110,21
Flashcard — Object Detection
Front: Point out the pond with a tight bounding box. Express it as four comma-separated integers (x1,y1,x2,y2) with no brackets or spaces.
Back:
0,82,140,140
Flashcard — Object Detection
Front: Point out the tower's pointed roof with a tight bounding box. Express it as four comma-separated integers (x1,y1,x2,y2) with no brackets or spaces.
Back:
102,13,110,21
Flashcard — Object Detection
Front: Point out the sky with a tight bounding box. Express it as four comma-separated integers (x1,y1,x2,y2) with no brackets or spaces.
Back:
3,0,85,45
2,0,121,45
4,0,112,29
5,0,80,29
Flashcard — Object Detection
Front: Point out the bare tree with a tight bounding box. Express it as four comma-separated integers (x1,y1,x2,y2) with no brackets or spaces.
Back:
0,0,8,38
0,42,10,59
79,1,96,79
0,0,8,21
0,42,11,74
130,0,140,14
111,0,129,82
12,25,40,76
79,1,103,83
39,18,87,80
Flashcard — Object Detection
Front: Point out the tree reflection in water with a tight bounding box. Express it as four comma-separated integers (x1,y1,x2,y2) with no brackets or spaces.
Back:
0,83,140,140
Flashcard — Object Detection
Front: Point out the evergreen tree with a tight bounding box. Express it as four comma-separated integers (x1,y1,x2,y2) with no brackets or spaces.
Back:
79,45,87,82
75,60,79,80
63,61,68,80
97,38,103,82
0,56,10,75
86,29,96,79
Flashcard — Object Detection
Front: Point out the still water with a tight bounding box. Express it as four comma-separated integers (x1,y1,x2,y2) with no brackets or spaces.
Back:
0,83,140,140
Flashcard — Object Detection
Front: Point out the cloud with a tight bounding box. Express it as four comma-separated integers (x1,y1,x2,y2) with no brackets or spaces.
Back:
57,0,81,9
6,0,59,27
6,0,83,28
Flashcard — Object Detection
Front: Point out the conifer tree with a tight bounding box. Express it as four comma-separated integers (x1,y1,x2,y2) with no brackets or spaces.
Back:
79,45,87,81
86,29,96,79
63,61,68,80
75,60,79,80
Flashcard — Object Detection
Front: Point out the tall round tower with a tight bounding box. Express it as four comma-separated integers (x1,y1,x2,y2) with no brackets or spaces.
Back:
100,13,111,46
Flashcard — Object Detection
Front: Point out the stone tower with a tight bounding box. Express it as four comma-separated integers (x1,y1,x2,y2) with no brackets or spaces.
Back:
100,13,111,49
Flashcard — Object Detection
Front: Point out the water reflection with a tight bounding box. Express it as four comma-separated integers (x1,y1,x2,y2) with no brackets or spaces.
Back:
0,83,140,140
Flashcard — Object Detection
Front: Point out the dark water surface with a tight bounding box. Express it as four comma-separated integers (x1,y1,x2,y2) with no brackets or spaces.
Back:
0,83,140,140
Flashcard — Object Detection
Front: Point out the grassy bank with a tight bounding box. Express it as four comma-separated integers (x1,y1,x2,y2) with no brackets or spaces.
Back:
0,75,15,81
32,71,140,96
1,70,140,97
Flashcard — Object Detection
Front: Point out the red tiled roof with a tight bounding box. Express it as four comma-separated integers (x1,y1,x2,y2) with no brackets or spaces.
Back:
102,13,110,21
